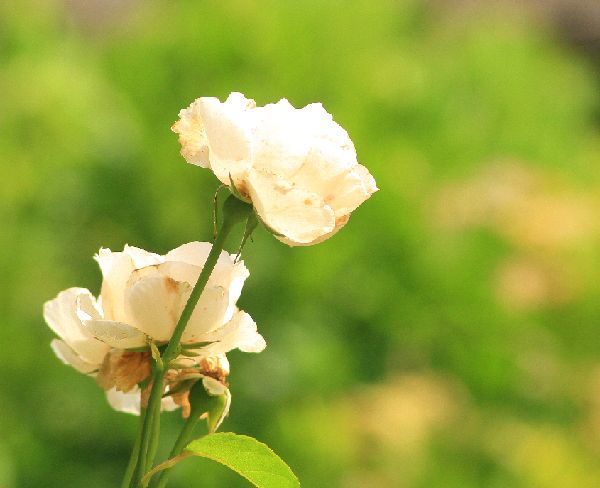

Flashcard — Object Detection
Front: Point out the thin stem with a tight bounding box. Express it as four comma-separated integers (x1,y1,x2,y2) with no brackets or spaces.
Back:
121,408,146,488
146,398,162,472
154,414,202,488
131,367,164,487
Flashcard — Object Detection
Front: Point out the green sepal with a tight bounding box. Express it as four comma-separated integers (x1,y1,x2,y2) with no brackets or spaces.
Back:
188,380,229,433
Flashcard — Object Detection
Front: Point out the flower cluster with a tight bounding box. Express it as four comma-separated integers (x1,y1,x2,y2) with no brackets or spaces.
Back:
44,242,264,418
44,92,376,436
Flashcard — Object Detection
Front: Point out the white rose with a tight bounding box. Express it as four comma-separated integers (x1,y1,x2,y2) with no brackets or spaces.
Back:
172,92,378,246
43,242,265,414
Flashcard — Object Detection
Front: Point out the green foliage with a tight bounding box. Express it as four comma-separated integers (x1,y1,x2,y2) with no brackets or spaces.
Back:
181,433,300,488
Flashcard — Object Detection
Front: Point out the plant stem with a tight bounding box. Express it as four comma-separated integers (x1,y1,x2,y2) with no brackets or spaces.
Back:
121,408,146,488
146,393,162,471
154,414,202,488
131,365,164,486
125,195,253,487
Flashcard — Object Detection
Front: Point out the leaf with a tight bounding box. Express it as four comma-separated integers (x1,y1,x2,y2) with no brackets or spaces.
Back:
185,433,299,488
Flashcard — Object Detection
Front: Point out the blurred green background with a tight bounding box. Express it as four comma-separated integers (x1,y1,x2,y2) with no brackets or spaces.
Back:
1,0,599,486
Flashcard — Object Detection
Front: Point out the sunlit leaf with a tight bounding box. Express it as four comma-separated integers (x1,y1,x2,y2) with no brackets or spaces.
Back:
185,433,299,488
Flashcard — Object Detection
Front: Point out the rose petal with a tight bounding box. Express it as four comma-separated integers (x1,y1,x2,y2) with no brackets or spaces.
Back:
124,275,191,341
123,245,163,269
43,288,109,365
181,286,231,341
247,169,335,245
192,310,266,356
50,339,99,374
106,387,180,416
82,320,148,349
95,249,135,322
171,99,211,168
197,94,254,186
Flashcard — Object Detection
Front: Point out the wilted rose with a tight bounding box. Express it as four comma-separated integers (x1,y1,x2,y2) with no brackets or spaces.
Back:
172,92,377,245
43,242,265,414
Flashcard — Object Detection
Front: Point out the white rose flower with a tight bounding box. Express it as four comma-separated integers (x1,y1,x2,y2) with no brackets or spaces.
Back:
43,242,265,415
172,92,378,246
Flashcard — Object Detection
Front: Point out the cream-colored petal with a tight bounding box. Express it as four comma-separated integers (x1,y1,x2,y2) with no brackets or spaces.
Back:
123,245,163,269
161,245,249,329
164,241,213,267
76,292,103,321
193,311,266,356
157,261,202,288
247,169,335,245
124,275,191,341
82,320,148,349
95,249,135,322
202,376,228,396
106,387,179,416
50,339,99,374
171,98,211,168
223,261,250,323
197,96,254,186
250,100,356,178
355,163,378,195
181,286,231,342
276,214,350,246
43,288,109,365
106,387,141,415
320,164,378,218
163,242,243,290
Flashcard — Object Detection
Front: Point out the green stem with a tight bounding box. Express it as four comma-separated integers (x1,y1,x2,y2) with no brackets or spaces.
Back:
126,195,252,487
121,408,146,488
132,366,164,487
154,414,202,488
146,396,162,472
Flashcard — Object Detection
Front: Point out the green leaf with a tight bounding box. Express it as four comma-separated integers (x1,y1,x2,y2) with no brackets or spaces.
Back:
185,433,300,488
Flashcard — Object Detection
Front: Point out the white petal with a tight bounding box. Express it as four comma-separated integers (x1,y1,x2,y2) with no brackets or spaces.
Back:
157,261,202,288
106,387,141,415
202,376,228,396
161,244,249,330
82,320,148,349
197,96,254,186
171,98,211,168
124,275,191,341
50,339,98,374
165,241,213,267
193,311,266,356
276,214,350,246
181,286,231,342
163,242,245,296
43,288,109,365
322,164,378,217
95,249,135,322
247,169,335,245
105,387,179,415
223,261,250,323
123,245,164,269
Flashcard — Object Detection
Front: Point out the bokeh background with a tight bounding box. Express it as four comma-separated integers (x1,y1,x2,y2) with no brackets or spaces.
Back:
1,0,599,486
